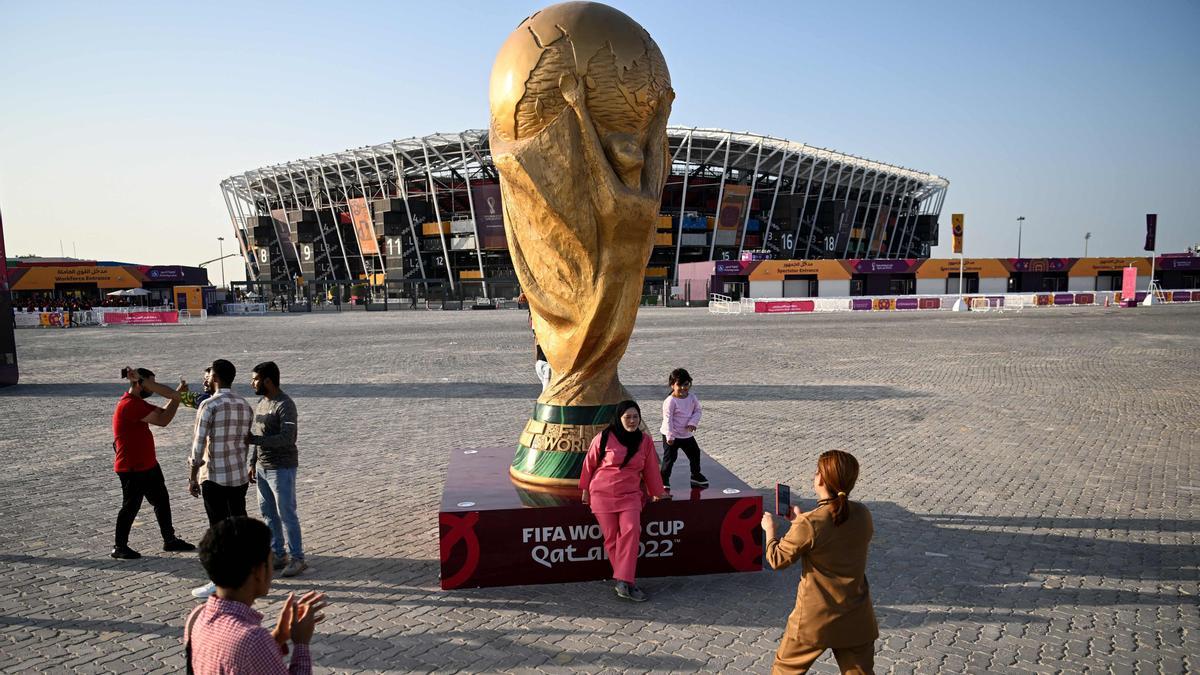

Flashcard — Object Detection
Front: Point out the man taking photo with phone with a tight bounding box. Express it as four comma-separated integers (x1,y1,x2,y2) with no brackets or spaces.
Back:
111,366,196,559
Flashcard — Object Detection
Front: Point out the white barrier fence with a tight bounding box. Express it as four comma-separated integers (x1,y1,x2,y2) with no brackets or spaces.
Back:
708,293,742,314
711,289,1200,316
13,306,208,328
13,309,103,328
224,303,268,315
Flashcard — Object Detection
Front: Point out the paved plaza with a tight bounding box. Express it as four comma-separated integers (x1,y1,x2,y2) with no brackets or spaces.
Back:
0,305,1197,673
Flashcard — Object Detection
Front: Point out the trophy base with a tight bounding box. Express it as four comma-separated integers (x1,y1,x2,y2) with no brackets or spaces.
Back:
439,445,764,590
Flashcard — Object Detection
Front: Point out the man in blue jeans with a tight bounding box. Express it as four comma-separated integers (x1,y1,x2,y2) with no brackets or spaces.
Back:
247,361,306,577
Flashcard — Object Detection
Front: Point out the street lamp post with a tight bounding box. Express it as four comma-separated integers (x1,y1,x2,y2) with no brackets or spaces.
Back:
217,237,226,290
1016,216,1025,259
1084,232,1091,257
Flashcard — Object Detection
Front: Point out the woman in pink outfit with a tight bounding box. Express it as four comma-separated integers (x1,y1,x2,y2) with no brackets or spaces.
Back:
579,400,671,602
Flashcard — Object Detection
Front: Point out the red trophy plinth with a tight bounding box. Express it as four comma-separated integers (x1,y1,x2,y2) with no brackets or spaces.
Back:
439,445,763,589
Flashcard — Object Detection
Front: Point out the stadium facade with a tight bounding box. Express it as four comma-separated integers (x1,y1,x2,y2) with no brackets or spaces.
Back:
219,127,949,300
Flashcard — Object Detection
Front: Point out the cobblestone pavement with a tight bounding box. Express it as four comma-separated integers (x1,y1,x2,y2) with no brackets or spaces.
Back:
0,305,1197,674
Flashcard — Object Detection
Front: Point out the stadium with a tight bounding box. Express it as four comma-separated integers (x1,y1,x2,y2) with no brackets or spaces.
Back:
219,127,949,305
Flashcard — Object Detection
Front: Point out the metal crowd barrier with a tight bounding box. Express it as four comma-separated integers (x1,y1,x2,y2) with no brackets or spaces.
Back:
717,289,1200,315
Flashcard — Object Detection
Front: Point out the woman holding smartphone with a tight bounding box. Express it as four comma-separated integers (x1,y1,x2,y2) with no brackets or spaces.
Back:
761,450,877,674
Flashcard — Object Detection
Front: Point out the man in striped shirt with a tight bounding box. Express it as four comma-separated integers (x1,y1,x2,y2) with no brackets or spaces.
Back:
189,358,254,599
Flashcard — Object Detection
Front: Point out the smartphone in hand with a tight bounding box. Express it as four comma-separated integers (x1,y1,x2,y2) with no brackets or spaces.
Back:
775,483,791,517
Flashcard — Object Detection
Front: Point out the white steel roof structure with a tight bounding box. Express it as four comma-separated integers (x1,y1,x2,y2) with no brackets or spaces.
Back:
220,126,948,284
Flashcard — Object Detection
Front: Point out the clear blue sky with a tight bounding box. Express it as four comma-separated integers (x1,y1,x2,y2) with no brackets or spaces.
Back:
2,0,1197,280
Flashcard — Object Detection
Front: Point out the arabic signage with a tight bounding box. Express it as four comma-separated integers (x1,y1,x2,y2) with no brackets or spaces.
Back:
9,265,143,291
102,311,180,325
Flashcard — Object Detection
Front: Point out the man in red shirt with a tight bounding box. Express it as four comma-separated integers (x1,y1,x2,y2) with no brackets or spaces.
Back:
111,366,196,559
184,517,327,674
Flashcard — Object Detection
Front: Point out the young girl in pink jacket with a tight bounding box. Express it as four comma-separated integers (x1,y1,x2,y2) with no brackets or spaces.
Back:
660,368,708,490
579,400,671,602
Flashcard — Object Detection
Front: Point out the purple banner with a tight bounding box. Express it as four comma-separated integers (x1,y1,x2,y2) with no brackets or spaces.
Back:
1009,258,1073,272
1053,293,1075,306
1159,256,1200,271
851,299,872,311
1172,291,1192,302
146,266,184,281
848,259,919,274
895,297,919,310
1144,214,1156,251
471,184,507,250
715,261,744,275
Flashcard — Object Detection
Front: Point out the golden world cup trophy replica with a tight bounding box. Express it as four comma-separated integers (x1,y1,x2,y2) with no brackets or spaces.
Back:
489,1,673,487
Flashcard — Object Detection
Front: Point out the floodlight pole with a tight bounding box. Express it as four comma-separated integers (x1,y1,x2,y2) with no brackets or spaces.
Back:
1017,216,1025,259
217,237,226,289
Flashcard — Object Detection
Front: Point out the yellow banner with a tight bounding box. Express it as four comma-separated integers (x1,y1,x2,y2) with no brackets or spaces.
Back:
916,258,1009,279
10,265,143,291
951,213,964,254
746,259,852,281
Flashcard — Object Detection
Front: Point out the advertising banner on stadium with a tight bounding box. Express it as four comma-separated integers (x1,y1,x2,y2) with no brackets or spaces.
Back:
951,213,964,254
717,184,751,236
471,184,507,250
831,203,854,254
347,198,379,256
269,210,298,262
1144,214,1157,251
868,208,891,256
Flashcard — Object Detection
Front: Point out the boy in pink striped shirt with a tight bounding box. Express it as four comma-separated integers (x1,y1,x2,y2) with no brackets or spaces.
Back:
659,368,708,490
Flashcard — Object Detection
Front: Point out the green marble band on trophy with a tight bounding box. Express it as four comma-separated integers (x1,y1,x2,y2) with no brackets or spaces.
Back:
511,403,619,487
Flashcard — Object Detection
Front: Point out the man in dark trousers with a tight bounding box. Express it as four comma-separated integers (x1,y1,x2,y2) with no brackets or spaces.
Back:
247,361,307,577
189,358,253,598
111,366,196,559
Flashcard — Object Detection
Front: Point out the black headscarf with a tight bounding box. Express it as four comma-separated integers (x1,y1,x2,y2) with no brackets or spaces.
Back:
607,400,644,468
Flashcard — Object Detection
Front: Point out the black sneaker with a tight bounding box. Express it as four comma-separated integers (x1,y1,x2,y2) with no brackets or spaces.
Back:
163,538,196,552
273,555,288,571
111,545,141,560
690,473,709,488
614,581,647,602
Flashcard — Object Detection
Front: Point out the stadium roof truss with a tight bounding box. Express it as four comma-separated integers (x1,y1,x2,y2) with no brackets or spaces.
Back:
220,127,948,281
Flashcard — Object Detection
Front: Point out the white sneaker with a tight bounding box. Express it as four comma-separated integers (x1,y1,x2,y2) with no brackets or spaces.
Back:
191,582,216,599
281,559,308,578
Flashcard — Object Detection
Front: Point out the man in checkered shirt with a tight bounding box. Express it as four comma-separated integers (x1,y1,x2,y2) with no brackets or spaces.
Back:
188,358,254,528
189,359,255,598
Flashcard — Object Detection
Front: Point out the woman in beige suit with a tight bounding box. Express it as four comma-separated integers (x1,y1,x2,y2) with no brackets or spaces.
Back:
761,450,878,674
